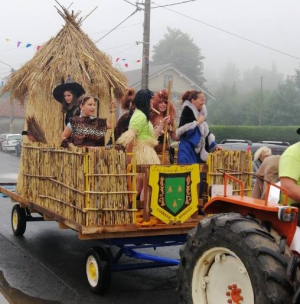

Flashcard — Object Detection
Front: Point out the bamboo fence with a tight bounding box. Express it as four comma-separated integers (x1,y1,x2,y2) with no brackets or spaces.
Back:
206,150,253,197
18,144,136,227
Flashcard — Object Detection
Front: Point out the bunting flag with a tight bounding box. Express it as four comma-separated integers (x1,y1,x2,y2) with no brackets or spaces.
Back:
3,38,41,51
116,57,120,62
122,58,126,61
136,60,141,63
125,63,128,68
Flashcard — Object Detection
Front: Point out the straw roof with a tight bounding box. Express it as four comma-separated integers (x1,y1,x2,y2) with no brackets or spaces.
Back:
2,3,128,104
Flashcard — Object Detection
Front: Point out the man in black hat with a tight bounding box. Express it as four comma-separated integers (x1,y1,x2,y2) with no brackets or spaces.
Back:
278,128,300,205
53,76,85,126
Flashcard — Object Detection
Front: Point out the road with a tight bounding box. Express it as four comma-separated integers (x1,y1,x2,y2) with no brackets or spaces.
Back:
0,151,181,304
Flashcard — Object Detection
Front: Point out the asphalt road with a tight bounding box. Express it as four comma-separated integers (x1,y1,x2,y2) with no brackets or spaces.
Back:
0,151,182,304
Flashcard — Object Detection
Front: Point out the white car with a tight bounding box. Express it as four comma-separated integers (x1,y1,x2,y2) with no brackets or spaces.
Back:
2,134,22,152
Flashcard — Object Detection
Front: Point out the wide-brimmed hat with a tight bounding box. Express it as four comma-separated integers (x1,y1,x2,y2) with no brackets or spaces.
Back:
53,75,85,103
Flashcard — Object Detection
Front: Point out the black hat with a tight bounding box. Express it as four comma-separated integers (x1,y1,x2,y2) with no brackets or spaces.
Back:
53,75,85,103
297,128,300,135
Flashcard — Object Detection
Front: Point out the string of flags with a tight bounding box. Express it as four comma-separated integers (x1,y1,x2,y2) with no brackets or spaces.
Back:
2,38,144,70
115,57,142,68
4,38,42,51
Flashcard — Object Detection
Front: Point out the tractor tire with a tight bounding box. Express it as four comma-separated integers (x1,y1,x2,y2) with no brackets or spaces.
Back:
178,213,300,304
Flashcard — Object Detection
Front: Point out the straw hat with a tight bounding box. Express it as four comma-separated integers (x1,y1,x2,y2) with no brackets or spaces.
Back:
53,75,85,103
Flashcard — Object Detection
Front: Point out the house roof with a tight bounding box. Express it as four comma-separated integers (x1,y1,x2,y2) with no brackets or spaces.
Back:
123,63,215,100
0,94,25,117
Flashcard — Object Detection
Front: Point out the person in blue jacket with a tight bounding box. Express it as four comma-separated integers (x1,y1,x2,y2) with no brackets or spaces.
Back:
176,90,218,165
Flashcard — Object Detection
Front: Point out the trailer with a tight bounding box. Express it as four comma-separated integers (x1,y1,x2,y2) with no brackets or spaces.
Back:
0,145,252,294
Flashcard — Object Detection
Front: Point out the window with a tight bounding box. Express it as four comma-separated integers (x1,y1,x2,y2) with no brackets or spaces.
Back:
164,75,173,88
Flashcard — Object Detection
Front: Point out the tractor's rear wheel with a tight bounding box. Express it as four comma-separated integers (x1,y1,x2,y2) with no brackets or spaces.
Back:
178,213,300,304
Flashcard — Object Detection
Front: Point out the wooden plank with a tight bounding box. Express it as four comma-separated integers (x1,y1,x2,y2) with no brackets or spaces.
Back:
58,222,70,229
143,167,150,222
78,225,199,240
0,186,29,204
1,185,203,240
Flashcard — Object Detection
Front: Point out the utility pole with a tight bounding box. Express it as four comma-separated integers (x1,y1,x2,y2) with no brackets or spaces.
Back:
258,76,263,126
141,0,151,89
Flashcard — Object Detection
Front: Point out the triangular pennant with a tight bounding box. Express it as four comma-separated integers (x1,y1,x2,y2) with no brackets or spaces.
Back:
116,58,120,62
26,43,32,48
37,45,42,51
125,63,128,68
136,60,141,63
17,41,21,47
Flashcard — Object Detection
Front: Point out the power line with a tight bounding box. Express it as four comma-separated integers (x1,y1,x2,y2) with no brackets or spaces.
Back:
94,8,141,43
152,1,300,61
91,22,142,35
112,44,138,56
151,0,196,9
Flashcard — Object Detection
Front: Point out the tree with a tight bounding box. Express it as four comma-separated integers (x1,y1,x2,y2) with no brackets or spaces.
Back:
151,27,205,86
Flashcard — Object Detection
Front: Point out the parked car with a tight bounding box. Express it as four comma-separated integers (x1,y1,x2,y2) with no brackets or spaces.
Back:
0,133,10,152
1,134,22,152
218,139,289,156
15,138,22,157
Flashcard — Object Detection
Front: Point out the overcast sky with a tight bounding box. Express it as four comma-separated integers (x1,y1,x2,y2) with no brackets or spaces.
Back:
1,0,299,85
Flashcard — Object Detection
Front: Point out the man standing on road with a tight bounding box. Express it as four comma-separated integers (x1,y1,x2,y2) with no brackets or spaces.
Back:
278,128,300,205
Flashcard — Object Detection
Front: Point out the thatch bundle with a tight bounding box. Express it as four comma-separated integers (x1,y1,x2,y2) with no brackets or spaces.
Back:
25,116,47,143
2,2,127,145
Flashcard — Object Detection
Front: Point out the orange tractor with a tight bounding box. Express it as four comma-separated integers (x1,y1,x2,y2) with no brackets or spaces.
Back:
177,173,300,304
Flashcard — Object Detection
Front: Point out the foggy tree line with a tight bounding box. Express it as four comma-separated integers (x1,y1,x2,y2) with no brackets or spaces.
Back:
151,28,300,126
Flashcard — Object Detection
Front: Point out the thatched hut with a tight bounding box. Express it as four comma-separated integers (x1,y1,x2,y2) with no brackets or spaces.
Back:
2,3,127,145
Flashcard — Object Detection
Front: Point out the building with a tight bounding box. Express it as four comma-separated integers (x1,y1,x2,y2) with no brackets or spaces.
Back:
123,63,215,100
0,93,25,134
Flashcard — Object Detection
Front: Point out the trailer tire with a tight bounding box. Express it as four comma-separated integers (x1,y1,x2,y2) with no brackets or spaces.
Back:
11,204,27,236
178,213,299,304
85,247,112,294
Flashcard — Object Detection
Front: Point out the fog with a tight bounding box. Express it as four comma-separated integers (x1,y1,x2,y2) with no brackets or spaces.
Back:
0,0,299,85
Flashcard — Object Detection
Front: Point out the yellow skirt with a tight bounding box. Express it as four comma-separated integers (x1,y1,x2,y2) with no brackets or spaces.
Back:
133,138,160,165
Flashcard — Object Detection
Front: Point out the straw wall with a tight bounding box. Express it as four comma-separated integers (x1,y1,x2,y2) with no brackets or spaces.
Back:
207,150,252,197
17,144,135,227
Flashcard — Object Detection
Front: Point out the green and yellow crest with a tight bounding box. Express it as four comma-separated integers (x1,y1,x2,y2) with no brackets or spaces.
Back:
149,164,200,224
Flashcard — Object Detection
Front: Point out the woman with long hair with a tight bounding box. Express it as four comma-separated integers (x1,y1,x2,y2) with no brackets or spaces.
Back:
150,89,177,164
176,90,218,164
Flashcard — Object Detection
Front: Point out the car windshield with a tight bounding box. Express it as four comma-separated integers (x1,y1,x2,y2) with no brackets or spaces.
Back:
8,135,21,141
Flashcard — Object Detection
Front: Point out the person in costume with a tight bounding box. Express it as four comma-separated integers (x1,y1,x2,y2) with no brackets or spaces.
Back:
53,75,85,126
116,89,169,198
107,88,136,146
176,90,218,164
150,89,177,164
61,94,115,149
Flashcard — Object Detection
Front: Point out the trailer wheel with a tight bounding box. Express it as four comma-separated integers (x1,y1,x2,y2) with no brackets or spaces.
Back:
11,204,27,236
85,247,112,294
178,213,299,304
